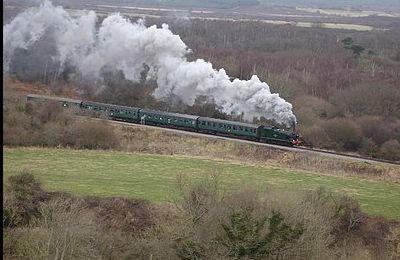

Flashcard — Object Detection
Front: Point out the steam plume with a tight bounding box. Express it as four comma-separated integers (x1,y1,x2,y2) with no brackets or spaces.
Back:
3,1,296,126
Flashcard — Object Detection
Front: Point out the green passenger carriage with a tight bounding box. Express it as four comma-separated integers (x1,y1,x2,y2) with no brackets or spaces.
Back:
197,117,261,139
81,101,140,122
139,109,199,129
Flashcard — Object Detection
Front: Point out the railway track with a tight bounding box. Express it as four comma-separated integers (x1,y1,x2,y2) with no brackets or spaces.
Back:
76,116,400,166
294,146,400,166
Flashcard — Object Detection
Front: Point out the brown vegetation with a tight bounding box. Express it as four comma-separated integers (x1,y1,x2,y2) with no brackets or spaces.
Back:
3,172,400,259
3,93,120,150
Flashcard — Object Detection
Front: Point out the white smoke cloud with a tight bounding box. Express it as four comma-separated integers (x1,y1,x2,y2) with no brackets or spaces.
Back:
3,1,296,126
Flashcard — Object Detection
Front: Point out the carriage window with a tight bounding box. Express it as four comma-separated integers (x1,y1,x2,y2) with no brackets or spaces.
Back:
245,128,248,132
213,123,216,127
202,121,205,125
233,126,236,130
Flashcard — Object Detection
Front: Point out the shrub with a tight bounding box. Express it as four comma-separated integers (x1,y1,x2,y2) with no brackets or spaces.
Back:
379,139,400,161
299,125,330,148
357,116,394,146
169,179,353,259
321,118,362,151
331,85,400,118
84,197,156,237
38,101,63,124
359,138,379,158
72,120,120,150
3,170,48,228
219,208,303,259
7,198,101,260
293,95,338,124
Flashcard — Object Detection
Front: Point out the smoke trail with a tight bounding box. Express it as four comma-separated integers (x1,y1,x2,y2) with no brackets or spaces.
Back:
3,1,296,126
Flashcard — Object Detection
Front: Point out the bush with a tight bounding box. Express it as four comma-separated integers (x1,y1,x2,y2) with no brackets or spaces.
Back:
379,139,400,161
84,197,156,237
72,120,120,150
5,198,101,260
38,101,63,124
359,138,379,158
300,125,330,148
357,116,394,146
293,95,338,127
3,97,120,150
219,208,303,259
3,170,48,228
321,118,362,151
166,178,361,259
331,85,400,118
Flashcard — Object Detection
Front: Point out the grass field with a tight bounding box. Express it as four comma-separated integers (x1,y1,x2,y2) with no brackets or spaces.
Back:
3,147,400,219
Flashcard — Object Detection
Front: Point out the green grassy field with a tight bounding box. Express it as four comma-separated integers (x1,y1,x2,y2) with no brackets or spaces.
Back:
3,147,400,219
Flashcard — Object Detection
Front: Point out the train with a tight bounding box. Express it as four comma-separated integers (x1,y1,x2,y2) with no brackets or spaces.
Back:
27,94,301,146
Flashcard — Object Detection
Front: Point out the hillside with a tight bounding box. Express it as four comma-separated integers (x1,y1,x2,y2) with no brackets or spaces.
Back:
4,147,400,219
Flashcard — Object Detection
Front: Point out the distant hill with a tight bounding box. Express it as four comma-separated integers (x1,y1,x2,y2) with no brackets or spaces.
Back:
94,0,260,9
258,0,400,10
98,0,400,10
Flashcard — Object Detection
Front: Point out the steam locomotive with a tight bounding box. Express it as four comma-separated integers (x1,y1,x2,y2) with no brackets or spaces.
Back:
27,94,301,146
